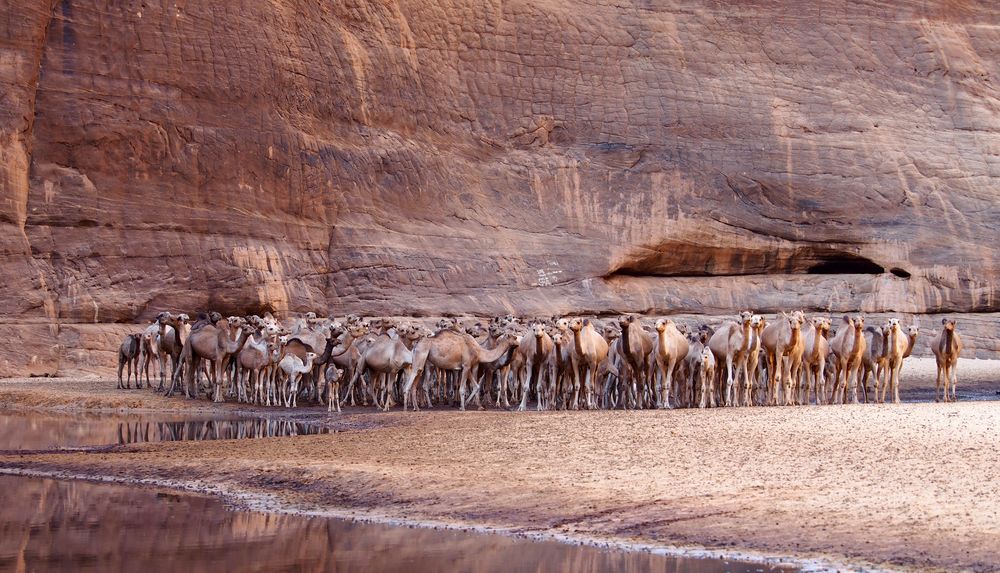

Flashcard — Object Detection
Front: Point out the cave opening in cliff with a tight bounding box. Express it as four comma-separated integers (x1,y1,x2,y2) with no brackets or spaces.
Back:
806,255,885,275
890,267,912,279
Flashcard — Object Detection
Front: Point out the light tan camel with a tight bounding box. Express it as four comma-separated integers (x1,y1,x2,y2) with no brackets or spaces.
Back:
117,334,141,389
829,315,867,404
514,322,556,411
697,346,717,409
708,311,753,407
401,330,519,411
349,333,413,411
882,318,911,404
568,318,610,410
618,315,655,408
137,323,159,388
278,352,317,408
653,319,688,409
761,311,805,406
931,318,962,402
744,316,766,406
325,363,344,412
801,317,831,405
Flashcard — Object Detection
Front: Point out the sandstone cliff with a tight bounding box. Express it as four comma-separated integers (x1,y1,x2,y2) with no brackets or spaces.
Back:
3,1,1000,375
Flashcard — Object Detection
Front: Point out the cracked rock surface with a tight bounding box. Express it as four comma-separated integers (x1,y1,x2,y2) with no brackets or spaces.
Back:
2,1,1000,374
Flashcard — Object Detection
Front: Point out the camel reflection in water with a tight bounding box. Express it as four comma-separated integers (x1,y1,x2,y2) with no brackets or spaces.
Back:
116,418,328,445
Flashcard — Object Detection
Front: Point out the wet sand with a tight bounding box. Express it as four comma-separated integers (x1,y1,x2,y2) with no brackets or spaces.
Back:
1,358,999,572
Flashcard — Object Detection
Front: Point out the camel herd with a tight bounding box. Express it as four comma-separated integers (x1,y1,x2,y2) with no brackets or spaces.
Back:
116,311,964,412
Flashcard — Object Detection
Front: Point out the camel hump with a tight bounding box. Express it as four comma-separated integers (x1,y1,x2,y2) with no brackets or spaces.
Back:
287,337,315,353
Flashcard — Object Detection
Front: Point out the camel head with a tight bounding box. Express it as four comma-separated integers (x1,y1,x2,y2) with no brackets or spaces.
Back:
155,311,172,325
555,317,570,332
739,310,753,325
941,318,957,332
907,324,920,337
602,325,620,341
568,317,587,332
347,323,369,338
887,317,902,332
852,315,866,331
531,322,546,339
327,321,345,337
551,331,565,347
305,311,318,322
208,311,223,324
618,314,637,329
465,322,486,337
654,318,671,333
750,315,764,329
345,313,363,325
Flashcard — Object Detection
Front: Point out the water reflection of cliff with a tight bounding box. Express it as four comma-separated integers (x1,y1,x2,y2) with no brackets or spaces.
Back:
0,476,795,573
0,411,326,450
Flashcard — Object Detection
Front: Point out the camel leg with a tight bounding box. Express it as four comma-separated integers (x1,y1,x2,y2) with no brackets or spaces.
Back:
570,362,582,411
458,369,472,411
950,361,958,402
517,359,534,412
662,359,675,409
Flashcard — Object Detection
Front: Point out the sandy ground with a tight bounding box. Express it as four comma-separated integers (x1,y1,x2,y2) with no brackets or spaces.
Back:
1,358,999,572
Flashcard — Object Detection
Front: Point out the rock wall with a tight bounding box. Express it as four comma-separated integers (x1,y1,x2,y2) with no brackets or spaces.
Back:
3,1,1000,375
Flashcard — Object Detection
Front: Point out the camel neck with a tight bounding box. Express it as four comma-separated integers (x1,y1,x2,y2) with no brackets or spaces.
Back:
944,329,954,354
573,327,585,355
621,323,632,356
535,334,544,358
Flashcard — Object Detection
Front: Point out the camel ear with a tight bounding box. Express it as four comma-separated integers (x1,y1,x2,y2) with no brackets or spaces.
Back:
941,318,948,325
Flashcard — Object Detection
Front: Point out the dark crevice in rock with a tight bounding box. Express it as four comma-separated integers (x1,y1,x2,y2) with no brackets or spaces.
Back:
806,255,884,275
890,267,912,279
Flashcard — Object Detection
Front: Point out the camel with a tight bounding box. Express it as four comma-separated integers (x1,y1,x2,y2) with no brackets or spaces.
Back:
568,318,610,410
931,318,962,402
696,346,717,409
137,323,159,388
618,315,655,409
170,318,254,401
761,311,806,406
882,318,911,404
278,352,318,408
708,311,754,407
153,312,189,391
652,319,688,409
117,334,141,389
237,329,278,404
513,322,556,411
744,316,766,406
861,325,888,403
829,315,867,404
325,363,344,412
347,333,414,411
801,317,831,405
401,330,519,411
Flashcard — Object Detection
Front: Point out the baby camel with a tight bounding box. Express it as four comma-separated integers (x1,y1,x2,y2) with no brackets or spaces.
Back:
278,352,317,408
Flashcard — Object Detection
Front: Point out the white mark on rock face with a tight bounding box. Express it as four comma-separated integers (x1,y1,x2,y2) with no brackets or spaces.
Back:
44,180,55,203
137,11,142,18
537,267,563,287
582,278,594,295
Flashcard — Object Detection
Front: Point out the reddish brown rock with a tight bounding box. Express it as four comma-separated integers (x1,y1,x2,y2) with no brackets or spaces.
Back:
2,1,1000,374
